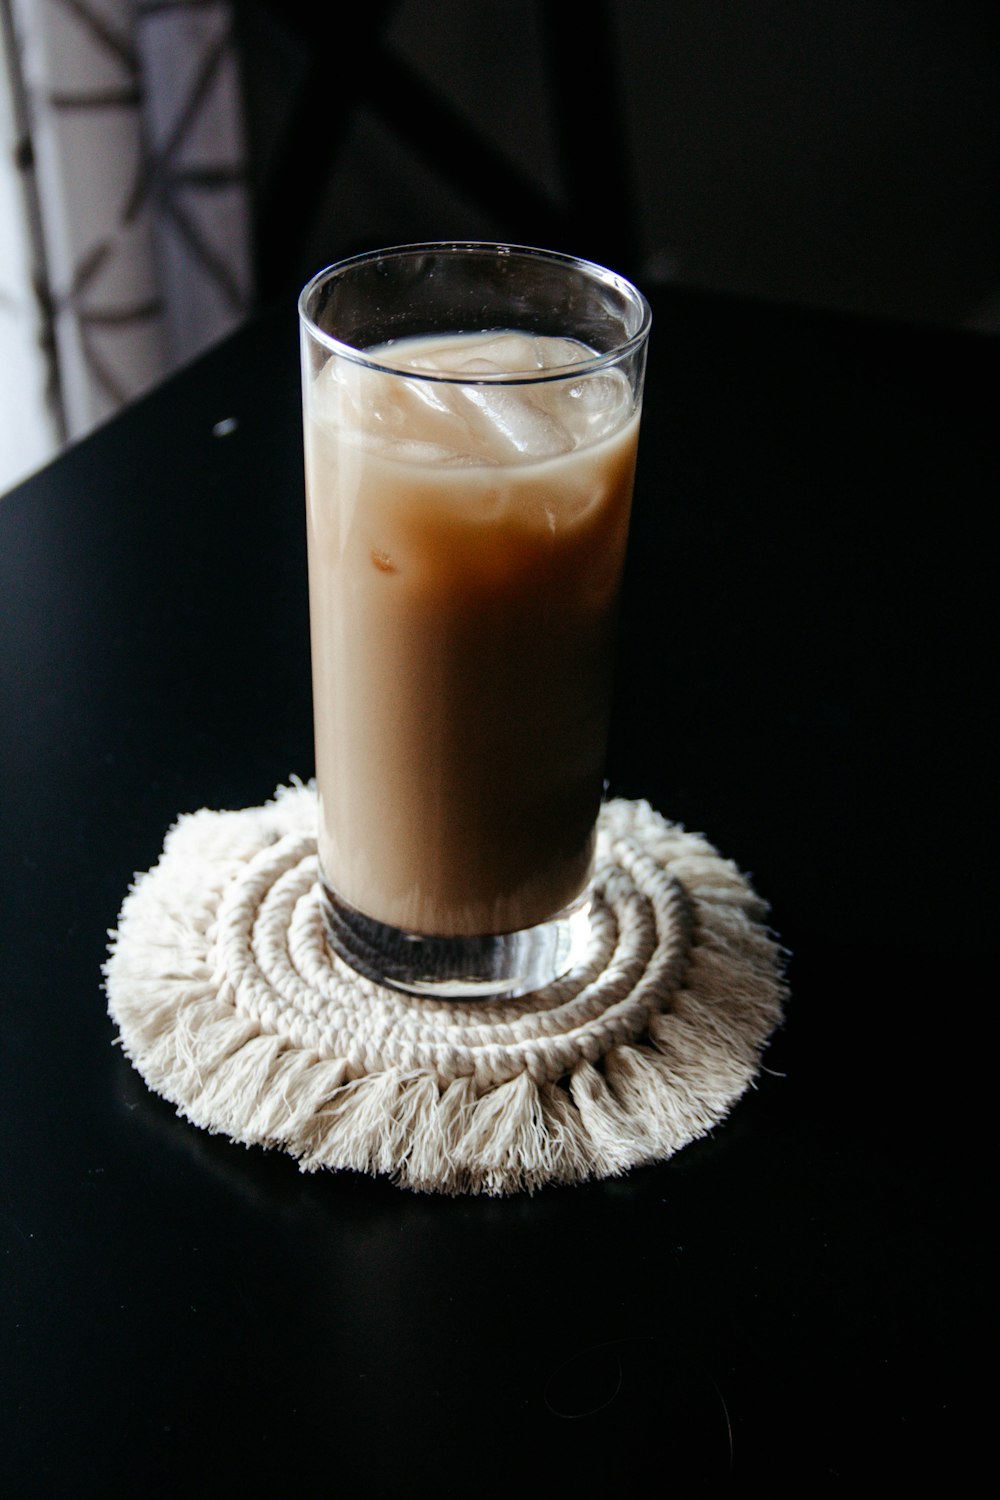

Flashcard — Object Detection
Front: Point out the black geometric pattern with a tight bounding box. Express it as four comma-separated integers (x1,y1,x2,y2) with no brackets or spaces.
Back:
3,0,250,443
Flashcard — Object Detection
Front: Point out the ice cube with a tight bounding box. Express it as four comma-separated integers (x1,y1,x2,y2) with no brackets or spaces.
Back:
534,335,595,370
461,386,573,459
395,332,553,376
381,437,486,467
374,373,480,455
314,358,408,441
314,334,619,463
547,369,633,445
401,376,463,422
469,333,545,372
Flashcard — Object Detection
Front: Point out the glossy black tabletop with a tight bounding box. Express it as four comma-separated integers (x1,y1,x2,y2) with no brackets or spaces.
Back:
2,286,993,1492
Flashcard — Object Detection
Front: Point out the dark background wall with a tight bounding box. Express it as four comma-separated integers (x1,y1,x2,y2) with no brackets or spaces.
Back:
235,0,999,330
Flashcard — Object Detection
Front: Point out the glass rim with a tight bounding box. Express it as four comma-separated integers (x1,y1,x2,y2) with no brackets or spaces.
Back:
297,241,652,386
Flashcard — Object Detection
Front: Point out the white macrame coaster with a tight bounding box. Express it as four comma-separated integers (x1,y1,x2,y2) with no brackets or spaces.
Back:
105,784,786,1195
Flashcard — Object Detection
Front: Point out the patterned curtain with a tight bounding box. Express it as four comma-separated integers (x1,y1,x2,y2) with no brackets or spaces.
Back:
0,0,251,494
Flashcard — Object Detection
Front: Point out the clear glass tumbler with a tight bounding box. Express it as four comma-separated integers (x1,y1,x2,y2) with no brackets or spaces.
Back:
299,242,650,998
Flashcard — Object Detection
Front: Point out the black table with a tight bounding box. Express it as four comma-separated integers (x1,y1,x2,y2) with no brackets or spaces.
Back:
2,286,993,1492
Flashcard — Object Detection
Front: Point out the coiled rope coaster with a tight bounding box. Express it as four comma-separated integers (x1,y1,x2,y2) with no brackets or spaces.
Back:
105,784,786,1195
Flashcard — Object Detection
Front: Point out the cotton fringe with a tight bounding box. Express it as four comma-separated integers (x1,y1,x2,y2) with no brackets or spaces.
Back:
105,784,786,1195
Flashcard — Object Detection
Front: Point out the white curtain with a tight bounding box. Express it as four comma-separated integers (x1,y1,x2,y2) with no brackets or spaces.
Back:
0,0,251,495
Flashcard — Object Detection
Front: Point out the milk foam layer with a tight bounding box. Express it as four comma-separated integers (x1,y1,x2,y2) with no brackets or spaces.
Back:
304,331,640,937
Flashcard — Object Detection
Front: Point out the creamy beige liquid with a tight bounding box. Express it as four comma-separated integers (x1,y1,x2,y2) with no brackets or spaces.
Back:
304,331,639,937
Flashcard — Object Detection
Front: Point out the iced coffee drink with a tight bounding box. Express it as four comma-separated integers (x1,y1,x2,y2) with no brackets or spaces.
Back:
300,245,650,997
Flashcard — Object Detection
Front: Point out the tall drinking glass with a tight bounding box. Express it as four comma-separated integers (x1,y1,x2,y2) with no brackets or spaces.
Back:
299,243,650,998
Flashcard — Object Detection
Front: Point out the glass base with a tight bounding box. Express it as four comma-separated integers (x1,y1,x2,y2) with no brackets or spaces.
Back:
321,884,593,1000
